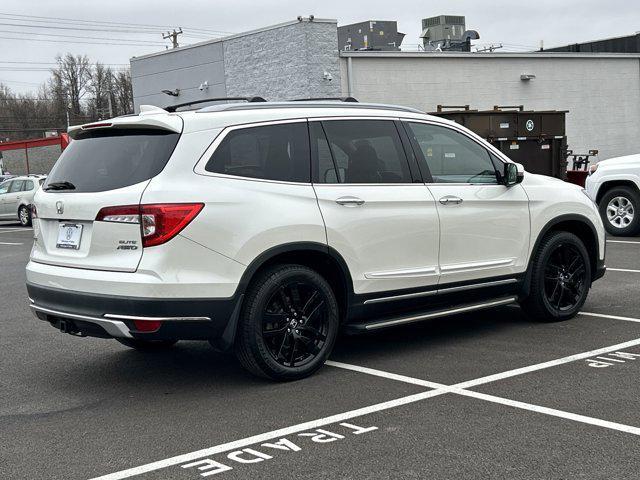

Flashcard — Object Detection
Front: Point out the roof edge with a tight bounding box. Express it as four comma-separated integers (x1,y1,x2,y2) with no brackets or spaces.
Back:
131,18,338,62
340,51,640,59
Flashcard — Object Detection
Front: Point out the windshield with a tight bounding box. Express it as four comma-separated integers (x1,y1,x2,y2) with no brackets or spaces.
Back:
44,129,180,193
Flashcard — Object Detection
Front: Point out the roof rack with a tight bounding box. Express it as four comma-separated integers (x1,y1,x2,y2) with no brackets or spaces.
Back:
289,97,359,103
197,101,425,114
165,96,267,113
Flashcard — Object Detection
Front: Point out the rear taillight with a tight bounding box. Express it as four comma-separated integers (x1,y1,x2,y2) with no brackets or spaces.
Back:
96,203,203,247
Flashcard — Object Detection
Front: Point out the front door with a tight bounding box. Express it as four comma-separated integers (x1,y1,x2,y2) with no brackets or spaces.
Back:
404,120,530,285
310,119,440,296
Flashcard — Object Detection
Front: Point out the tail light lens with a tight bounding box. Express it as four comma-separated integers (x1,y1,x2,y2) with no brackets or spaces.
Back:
132,320,162,332
96,203,204,247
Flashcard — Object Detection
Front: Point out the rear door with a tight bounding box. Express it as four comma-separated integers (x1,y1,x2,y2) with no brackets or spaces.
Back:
404,120,530,285
5,179,25,217
311,119,440,296
0,181,10,216
31,126,181,272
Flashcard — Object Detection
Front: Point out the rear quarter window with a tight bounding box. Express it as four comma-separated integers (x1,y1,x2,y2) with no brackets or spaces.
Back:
44,129,180,193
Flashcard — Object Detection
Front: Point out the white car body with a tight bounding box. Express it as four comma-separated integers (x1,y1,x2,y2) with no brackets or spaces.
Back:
585,153,640,235
25,101,606,375
0,175,46,225
585,154,640,202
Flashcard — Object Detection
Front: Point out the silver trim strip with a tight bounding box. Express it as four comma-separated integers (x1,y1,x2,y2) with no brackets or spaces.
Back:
437,278,518,295
440,258,515,273
364,297,517,330
364,289,438,305
363,278,518,305
365,266,438,279
29,304,133,339
103,314,211,322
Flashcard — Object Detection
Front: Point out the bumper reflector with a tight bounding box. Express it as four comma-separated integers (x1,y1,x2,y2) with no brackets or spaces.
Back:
133,320,162,332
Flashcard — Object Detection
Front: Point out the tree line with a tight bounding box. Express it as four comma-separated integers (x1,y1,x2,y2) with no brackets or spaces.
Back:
0,53,134,141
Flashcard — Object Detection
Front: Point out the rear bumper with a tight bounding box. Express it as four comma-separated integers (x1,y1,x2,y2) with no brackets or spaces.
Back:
27,283,240,342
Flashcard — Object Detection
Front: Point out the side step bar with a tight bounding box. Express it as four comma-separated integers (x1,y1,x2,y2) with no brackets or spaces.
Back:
348,296,518,332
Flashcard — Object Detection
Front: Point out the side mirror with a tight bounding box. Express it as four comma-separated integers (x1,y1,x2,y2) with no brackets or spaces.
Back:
503,162,524,186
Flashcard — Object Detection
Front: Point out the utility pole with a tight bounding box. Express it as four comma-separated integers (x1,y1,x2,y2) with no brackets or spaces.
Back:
163,28,183,48
107,94,113,118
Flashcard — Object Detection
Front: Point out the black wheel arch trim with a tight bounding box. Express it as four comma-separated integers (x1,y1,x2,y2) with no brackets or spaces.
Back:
522,213,603,297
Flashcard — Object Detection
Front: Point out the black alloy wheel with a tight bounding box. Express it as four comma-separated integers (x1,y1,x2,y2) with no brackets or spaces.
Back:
235,264,339,380
543,242,588,313
521,231,591,322
262,281,329,368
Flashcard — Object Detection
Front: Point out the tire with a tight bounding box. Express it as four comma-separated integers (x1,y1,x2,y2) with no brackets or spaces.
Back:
521,231,591,322
116,338,178,351
18,205,32,227
235,264,339,381
598,186,640,236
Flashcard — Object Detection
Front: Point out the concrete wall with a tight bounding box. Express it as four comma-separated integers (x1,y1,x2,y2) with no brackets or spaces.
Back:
0,145,60,175
340,52,640,161
131,18,341,110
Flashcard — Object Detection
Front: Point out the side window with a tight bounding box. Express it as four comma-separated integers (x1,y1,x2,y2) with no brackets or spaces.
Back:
9,180,24,193
320,120,412,184
407,122,498,184
0,181,9,194
22,180,34,191
205,122,310,183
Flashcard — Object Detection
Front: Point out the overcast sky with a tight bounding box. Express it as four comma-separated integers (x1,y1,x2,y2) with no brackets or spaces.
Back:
1,0,639,94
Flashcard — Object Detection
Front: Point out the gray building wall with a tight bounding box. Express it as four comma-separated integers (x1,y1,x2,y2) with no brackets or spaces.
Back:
0,144,60,175
131,18,341,109
340,52,640,161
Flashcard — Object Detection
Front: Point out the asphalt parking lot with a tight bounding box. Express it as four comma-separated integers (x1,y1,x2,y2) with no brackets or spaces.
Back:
2,220,640,479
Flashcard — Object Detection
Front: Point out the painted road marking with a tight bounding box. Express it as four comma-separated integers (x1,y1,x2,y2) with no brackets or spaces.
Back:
607,240,640,245
607,267,640,273
94,314,640,480
0,242,23,245
586,351,640,368
89,389,447,480
0,229,32,235
581,312,640,323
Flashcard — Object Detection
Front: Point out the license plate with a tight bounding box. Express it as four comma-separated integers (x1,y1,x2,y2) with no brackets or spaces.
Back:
56,223,83,250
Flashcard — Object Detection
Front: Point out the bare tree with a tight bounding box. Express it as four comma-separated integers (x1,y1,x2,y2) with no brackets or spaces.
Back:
113,69,134,116
51,53,92,116
88,62,114,119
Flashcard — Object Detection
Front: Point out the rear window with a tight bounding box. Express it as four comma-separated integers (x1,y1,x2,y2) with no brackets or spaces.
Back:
45,129,180,193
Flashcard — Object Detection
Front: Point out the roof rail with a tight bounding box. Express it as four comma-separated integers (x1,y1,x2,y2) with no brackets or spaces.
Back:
197,101,425,114
165,96,267,113
289,97,359,103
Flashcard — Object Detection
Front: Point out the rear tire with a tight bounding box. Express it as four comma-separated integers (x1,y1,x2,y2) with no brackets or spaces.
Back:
598,186,640,236
116,338,178,351
521,231,591,322
18,205,31,227
235,264,339,381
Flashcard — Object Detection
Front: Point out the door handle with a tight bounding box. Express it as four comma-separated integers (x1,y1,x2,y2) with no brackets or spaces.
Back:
335,196,365,207
439,196,463,205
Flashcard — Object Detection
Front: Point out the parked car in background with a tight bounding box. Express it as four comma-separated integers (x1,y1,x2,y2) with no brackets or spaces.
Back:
0,174,16,183
27,101,605,381
585,154,640,236
0,174,46,226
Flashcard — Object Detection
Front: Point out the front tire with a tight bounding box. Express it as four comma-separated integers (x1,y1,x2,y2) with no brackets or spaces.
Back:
18,205,32,227
599,186,640,236
521,231,591,322
235,264,339,381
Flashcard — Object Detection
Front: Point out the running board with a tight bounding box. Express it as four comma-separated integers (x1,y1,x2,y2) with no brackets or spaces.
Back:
346,296,518,332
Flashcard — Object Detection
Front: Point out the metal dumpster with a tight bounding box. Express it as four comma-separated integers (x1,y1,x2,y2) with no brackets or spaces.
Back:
431,105,569,180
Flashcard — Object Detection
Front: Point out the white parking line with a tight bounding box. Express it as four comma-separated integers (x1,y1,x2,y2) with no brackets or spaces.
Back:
94,312,640,480
607,267,640,273
607,240,640,245
0,229,32,234
89,389,448,480
581,312,640,323
0,242,23,245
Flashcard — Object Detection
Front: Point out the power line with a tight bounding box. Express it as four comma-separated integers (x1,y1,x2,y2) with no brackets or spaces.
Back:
0,11,235,35
1,36,169,47
0,61,129,65
0,29,167,45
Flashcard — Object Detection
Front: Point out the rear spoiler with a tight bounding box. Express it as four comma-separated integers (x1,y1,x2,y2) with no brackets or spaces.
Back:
68,113,183,139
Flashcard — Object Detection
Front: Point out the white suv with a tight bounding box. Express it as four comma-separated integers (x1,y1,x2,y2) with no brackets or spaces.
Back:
0,174,46,226
585,153,640,236
27,100,606,380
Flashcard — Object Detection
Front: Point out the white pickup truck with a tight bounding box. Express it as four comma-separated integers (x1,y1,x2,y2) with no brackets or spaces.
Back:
585,154,640,236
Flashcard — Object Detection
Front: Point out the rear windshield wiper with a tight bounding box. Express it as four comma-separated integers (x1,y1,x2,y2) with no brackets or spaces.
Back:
43,181,76,191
